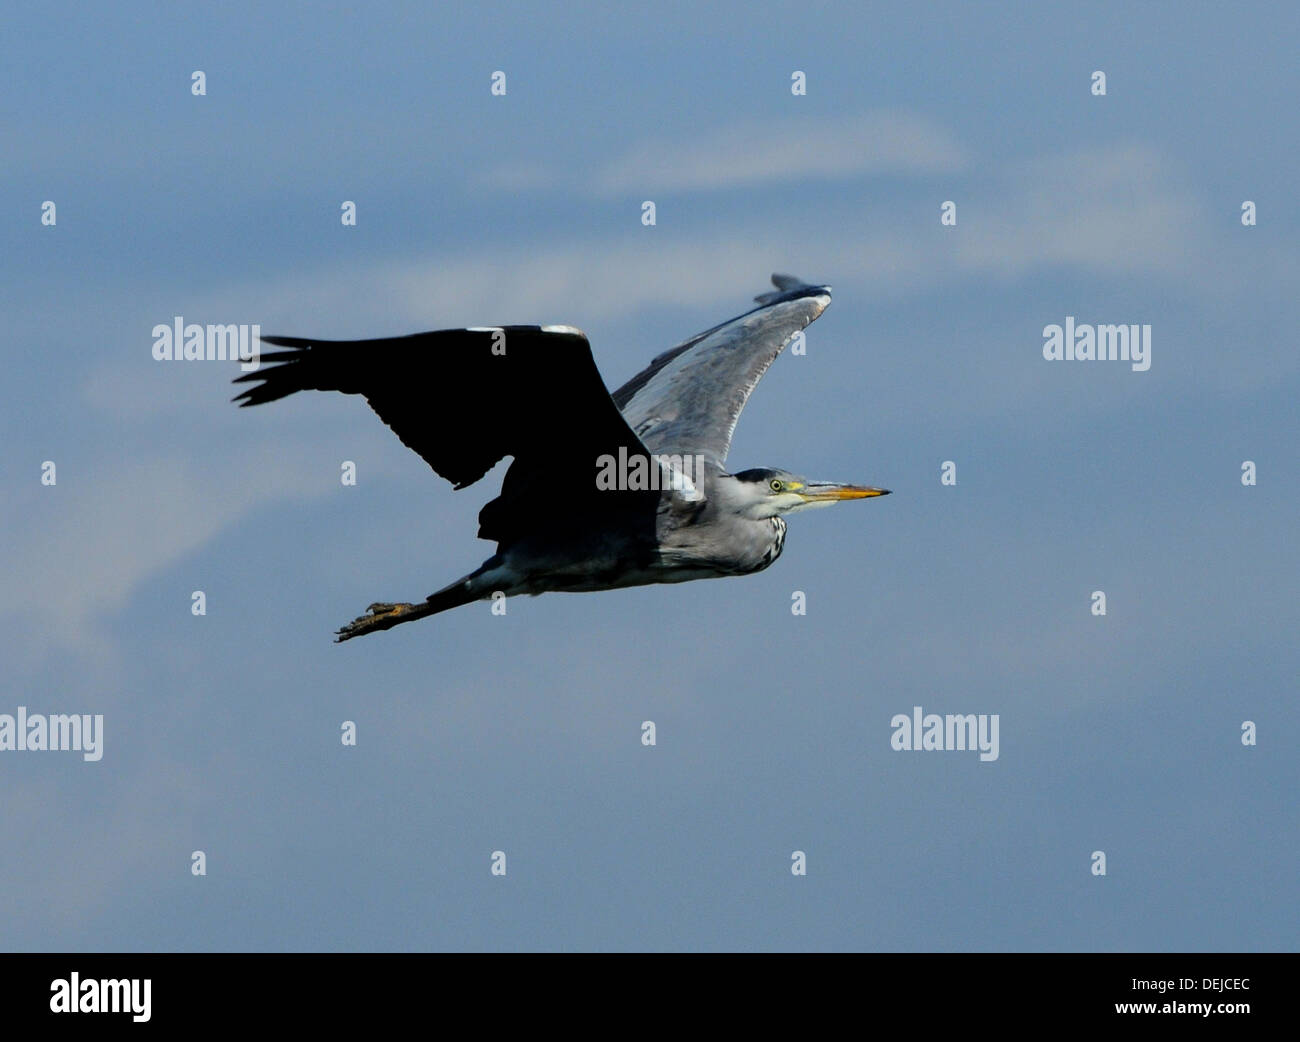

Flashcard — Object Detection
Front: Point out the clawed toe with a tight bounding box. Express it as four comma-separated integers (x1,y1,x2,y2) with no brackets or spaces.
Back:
335,601,416,642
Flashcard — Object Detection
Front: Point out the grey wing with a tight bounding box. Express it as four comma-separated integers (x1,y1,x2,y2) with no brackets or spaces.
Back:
611,274,832,466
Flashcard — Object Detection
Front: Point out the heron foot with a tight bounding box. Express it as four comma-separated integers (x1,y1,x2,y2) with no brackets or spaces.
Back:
335,601,418,642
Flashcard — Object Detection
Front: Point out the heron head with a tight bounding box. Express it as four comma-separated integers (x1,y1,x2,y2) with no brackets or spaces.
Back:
730,468,890,519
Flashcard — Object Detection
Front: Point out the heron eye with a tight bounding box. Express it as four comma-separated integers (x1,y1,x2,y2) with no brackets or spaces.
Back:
770,479,783,492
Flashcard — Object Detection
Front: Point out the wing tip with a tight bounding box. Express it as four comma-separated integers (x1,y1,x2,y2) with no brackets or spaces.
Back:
754,273,831,306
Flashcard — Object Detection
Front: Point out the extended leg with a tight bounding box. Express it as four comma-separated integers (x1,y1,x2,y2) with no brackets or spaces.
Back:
335,602,429,642
333,565,499,642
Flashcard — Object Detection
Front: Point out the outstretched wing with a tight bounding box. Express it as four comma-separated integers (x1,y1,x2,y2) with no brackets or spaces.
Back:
234,326,658,543
612,275,832,466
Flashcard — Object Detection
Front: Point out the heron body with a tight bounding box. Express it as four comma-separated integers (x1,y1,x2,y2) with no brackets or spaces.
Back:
234,274,889,640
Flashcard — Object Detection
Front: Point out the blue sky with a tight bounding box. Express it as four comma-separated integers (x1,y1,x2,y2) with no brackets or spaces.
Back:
2,1,1296,950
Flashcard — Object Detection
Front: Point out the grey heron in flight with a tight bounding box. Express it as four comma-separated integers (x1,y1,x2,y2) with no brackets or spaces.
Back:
234,274,890,641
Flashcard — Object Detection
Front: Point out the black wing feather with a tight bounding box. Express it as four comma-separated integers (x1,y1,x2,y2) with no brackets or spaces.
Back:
233,327,657,544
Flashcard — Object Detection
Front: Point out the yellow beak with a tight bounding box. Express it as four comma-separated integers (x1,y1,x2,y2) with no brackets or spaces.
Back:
798,483,891,502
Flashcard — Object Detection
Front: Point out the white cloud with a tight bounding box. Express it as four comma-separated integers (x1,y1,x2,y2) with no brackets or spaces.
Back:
953,143,1205,278
593,111,968,194
484,110,967,196
1,443,396,659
